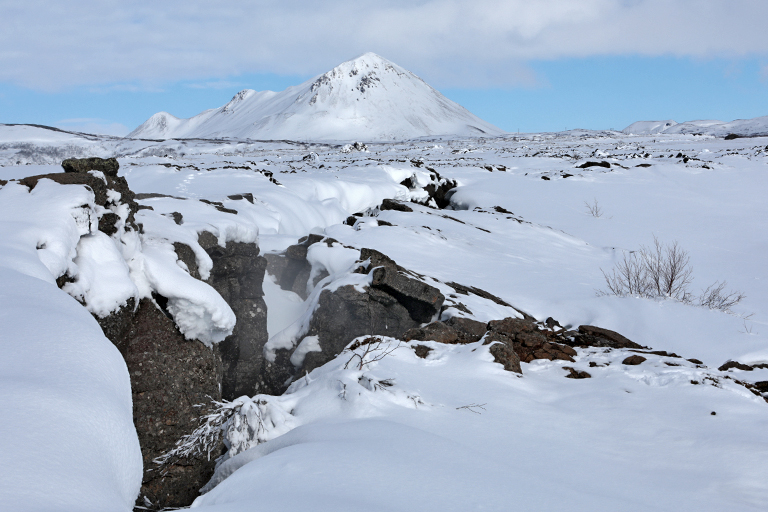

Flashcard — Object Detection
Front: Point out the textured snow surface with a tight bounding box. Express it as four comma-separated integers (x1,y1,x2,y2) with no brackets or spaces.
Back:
128,53,505,141
1,126,768,510
0,182,142,511
192,337,768,512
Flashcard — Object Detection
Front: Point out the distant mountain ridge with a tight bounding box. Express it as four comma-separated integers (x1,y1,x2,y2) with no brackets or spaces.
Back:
623,115,768,137
128,53,505,142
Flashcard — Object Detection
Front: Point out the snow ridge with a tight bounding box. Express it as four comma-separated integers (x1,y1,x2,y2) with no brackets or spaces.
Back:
623,115,768,137
128,53,505,142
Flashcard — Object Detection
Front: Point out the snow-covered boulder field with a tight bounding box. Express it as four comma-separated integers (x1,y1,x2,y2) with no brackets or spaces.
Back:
1,125,768,511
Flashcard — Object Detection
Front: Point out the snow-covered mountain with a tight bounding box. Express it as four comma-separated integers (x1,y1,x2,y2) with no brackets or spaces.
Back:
128,53,505,142
623,115,768,137
621,120,678,135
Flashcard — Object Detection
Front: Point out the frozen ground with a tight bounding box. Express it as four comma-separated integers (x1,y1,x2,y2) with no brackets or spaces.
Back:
1,124,767,510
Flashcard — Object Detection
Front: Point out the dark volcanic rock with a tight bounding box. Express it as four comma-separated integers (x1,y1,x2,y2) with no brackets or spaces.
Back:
98,298,222,510
62,156,120,176
718,360,753,372
21,171,110,205
370,266,444,323
574,325,643,349
198,232,269,400
299,284,419,374
380,198,413,212
265,235,332,300
357,247,399,273
413,344,433,359
577,161,611,169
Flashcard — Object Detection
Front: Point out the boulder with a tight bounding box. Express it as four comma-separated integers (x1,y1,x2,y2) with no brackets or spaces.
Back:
488,316,576,363
622,355,647,366
301,284,419,373
404,322,460,344
370,266,444,323
445,316,488,343
484,332,522,373
62,156,120,176
574,325,643,349
380,198,413,212
563,366,591,379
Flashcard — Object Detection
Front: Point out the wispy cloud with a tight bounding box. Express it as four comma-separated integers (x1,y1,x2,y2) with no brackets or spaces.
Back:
2,0,767,90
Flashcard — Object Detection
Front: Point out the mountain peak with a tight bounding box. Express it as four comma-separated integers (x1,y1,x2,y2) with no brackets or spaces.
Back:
129,54,505,141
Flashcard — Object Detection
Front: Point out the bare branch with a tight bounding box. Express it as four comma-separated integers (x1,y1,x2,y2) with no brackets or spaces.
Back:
584,198,603,218
456,403,487,414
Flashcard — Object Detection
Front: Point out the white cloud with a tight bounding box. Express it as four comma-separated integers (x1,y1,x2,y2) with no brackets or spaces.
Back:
1,0,767,90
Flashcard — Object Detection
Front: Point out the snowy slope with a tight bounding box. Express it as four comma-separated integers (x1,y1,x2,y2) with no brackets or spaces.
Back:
128,53,505,141
0,180,142,511
622,119,678,134
2,130,768,510
623,115,768,137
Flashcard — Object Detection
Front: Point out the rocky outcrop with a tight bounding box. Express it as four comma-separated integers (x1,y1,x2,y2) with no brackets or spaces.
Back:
197,232,269,400
20,159,139,233
399,166,458,209
62,156,120,176
488,317,577,363
109,299,222,510
573,325,643,349
263,247,445,393
29,158,270,509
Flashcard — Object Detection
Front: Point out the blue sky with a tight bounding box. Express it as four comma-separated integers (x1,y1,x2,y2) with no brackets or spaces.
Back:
1,0,766,135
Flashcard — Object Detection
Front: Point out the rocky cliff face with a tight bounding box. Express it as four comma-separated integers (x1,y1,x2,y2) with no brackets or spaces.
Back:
197,232,269,400
21,158,269,510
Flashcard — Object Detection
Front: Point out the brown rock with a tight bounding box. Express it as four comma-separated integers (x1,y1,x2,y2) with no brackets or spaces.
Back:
404,322,460,344
622,355,647,365
486,332,522,374
563,366,591,379
413,345,432,359
202,237,269,400
488,317,537,337
445,316,488,343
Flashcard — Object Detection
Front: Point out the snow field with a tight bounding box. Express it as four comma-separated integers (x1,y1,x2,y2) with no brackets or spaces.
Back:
1,126,767,510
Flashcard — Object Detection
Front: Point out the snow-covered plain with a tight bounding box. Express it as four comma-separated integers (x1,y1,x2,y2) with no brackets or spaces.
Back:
1,124,767,511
